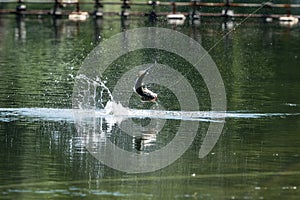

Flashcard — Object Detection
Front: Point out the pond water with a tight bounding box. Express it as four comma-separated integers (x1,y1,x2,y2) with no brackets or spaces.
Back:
0,15,300,199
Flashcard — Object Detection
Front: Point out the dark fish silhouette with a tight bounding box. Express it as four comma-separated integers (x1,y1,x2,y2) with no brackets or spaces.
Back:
135,68,158,102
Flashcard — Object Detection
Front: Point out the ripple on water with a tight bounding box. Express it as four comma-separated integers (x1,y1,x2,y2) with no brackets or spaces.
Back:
3,188,152,198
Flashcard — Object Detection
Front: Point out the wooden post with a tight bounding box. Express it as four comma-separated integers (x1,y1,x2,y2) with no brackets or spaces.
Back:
16,0,26,14
191,0,200,20
94,0,104,17
148,1,158,22
171,1,176,14
223,0,233,17
121,0,130,18
224,0,231,6
262,2,273,22
76,1,80,12
53,0,63,16
95,0,103,8
121,0,130,9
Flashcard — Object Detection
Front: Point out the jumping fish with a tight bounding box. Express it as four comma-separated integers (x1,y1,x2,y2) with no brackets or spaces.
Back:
134,66,158,102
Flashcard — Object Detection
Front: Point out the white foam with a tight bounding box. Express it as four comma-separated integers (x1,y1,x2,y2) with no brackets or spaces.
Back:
0,105,299,123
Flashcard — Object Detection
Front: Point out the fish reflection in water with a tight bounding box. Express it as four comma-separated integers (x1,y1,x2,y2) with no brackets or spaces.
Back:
133,129,158,152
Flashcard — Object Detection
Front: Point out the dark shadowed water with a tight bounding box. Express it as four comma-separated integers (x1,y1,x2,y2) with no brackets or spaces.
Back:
0,15,300,199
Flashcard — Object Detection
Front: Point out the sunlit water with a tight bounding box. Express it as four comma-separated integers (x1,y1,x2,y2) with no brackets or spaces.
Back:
0,14,300,199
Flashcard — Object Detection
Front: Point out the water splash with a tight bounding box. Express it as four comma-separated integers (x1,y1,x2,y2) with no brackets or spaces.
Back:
104,101,128,115
74,74,114,109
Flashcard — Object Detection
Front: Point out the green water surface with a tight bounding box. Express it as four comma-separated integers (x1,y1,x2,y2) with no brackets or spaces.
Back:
0,15,300,199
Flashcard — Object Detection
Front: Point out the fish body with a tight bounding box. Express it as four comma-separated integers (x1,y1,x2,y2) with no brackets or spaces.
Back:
135,69,158,102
